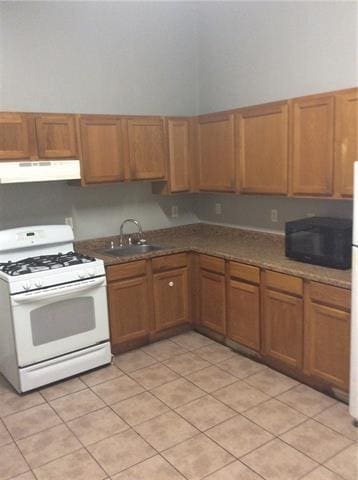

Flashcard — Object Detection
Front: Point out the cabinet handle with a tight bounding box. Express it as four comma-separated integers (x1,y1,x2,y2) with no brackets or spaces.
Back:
168,281,174,287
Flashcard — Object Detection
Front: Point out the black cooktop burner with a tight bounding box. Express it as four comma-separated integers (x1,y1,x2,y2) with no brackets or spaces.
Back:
0,252,95,276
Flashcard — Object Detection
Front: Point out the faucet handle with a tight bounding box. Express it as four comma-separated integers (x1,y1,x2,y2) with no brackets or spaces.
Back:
138,238,147,245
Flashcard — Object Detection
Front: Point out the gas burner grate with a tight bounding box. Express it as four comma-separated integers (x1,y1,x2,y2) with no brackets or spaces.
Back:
0,252,95,276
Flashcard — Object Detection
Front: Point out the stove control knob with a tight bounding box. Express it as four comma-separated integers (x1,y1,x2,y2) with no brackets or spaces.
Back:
78,271,87,279
87,269,95,277
34,281,43,288
22,282,32,291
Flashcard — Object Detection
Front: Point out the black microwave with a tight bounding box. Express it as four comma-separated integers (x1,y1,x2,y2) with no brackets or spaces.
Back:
285,217,352,270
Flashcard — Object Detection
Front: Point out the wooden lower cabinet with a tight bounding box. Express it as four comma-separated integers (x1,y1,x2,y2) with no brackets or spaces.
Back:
108,274,150,349
106,254,351,395
304,282,350,391
228,279,260,351
107,260,150,351
153,267,189,331
262,273,303,369
199,268,226,335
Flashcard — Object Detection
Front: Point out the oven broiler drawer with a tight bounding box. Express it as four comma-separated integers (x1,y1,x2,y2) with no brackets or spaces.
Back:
18,342,111,393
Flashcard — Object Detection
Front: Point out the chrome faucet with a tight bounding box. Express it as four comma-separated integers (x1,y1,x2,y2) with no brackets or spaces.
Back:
119,219,146,246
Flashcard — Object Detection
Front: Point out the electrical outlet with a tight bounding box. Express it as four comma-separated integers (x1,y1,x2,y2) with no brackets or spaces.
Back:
215,203,222,215
306,212,315,217
171,205,178,218
270,209,278,223
65,217,74,229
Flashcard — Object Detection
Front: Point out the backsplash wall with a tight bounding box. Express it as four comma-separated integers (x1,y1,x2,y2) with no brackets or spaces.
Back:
196,195,353,234
0,182,199,240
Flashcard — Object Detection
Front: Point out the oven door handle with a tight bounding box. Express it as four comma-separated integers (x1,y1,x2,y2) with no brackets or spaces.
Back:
12,277,106,304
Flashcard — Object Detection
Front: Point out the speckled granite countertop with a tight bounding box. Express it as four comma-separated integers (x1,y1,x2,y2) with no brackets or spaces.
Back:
75,223,352,289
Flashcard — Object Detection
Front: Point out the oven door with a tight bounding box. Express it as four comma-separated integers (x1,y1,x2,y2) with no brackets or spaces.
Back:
11,276,110,367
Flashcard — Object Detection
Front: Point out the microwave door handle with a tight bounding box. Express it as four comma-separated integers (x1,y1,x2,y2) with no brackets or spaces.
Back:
13,277,105,304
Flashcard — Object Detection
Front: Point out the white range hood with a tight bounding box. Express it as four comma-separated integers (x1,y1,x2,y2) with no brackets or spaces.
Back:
0,160,81,184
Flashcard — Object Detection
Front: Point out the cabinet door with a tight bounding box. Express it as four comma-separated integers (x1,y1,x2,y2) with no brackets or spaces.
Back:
79,116,124,184
198,113,236,192
0,113,30,160
199,269,226,334
237,102,288,194
263,289,303,369
228,279,260,351
153,267,189,331
167,118,191,192
35,115,77,159
127,117,166,180
108,276,150,347
334,89,358,197
305,302,350,390
291,95,334,196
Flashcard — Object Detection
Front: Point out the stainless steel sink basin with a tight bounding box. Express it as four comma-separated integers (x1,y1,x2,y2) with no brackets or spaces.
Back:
100,244,165,257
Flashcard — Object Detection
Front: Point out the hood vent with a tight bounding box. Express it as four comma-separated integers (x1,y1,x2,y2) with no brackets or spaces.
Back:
0,160,81,184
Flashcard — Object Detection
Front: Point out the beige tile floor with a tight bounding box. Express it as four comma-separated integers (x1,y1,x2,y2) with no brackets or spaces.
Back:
0,331,357,480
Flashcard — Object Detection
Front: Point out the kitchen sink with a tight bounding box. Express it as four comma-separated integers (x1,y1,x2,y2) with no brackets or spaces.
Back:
100,244,165,257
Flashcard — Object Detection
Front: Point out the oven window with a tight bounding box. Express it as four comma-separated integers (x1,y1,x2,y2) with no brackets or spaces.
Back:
30,297,95,346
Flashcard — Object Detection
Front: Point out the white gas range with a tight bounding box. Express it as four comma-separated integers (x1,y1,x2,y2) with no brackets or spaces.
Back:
0,225,111,393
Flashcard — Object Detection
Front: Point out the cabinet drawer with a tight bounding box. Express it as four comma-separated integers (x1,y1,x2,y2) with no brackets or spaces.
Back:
151,253,187,273
106,260,146,283
199,254,225,274
309,282,351,311
265,270,303,296
230,262,260,284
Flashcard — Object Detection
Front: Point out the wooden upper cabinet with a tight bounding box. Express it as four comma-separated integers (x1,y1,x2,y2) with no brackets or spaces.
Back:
197,113,236,192
334,89,358,197
290,94,335,196
0,113,30,160
167,117,191,192
126,116,166,180
236,102,288,195
35,115,77,159
78,116,124,184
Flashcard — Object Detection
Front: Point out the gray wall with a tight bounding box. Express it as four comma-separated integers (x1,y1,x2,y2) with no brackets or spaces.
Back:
195,1,356,231
0,1,356,239
0,182,199,240
197,1,358,113
0,2,198,115
195,194,353,234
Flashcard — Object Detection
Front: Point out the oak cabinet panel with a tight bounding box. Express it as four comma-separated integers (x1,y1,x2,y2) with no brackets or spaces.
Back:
35,115,77,159
291,95,334,196
263,289,303,369
334,89,358,197
236,102,288,194
126,117,166,180
228,279,260,351
167,118,191,192
199,268,226,334
79,116,124,184
197,113,236,192
108,276,150,347
0,113,30,160
305,283,350,391
153,267,189,331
